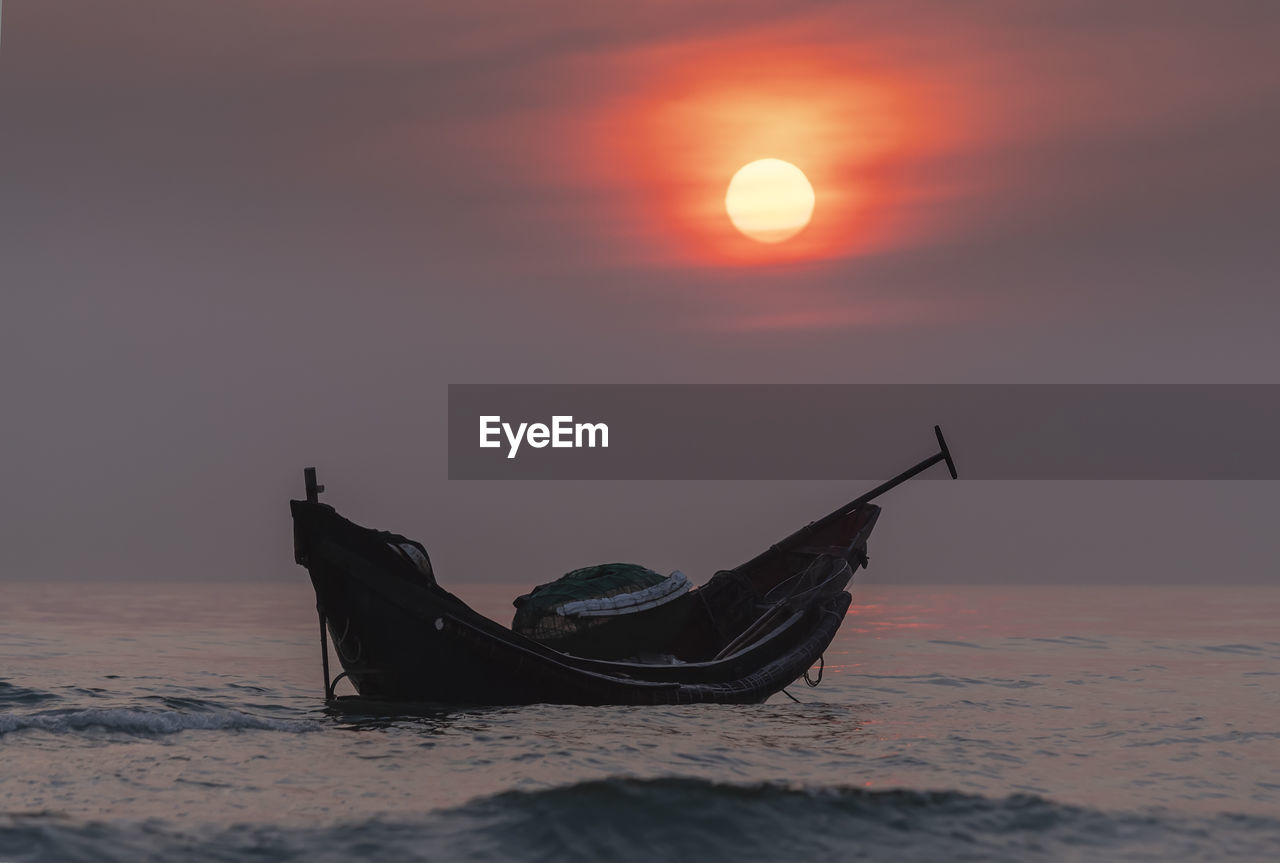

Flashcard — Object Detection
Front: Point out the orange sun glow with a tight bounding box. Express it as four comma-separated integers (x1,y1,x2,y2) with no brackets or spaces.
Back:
595,41,940,267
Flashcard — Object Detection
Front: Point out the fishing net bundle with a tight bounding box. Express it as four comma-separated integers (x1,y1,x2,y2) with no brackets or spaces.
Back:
511,563,690,642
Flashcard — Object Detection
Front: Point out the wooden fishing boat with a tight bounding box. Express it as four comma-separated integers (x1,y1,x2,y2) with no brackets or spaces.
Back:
291,427,957,708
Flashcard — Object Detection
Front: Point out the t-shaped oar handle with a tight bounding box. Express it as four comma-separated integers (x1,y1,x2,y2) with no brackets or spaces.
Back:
833,424,959,516
935,424,958,480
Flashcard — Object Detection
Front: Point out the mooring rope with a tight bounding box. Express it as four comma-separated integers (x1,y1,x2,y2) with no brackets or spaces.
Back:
803,654,824,687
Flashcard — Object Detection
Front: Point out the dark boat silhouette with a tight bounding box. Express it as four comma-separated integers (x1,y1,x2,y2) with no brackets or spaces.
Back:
291,427,956,708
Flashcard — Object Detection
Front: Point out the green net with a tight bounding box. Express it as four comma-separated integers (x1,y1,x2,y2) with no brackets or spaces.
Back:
512,563,671,642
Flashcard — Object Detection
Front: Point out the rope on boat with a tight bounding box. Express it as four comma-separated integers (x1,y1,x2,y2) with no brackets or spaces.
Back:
803,654,824,687
714,558,850,662
783,653,825,703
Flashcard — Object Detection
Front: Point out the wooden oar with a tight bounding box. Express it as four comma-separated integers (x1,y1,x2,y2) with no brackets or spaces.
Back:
734,425,959,575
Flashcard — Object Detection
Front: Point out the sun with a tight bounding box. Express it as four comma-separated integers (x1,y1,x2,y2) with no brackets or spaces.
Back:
724,159,816,244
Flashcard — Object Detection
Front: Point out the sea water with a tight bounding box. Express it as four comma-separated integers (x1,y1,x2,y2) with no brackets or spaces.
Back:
2,583,1278,861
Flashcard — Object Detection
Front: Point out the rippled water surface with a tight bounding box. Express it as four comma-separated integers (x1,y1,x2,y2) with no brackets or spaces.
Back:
3,584,1278,861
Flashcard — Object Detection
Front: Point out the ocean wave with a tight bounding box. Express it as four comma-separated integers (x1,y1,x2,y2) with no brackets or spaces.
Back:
0,707,318,737
1203,643,1266,655
3,778,1279,862
0,680,59,708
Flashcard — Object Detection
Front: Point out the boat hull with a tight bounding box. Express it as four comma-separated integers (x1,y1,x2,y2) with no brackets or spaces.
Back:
292,498,875,707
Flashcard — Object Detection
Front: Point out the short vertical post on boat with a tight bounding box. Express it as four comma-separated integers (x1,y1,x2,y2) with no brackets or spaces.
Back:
304,467,324,503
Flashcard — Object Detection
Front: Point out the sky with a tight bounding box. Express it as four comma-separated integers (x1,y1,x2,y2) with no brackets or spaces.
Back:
2,1,1278,587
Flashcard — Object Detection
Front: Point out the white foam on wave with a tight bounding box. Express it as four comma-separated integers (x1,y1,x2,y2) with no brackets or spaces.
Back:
0,707,318,736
